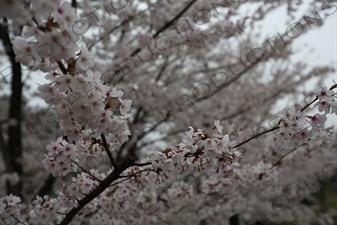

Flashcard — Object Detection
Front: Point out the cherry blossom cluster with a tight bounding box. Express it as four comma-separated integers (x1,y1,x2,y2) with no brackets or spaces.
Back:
0,100,335,224
41,137,78,177
28,196,60,225
143,120,242,187
38,68,131,137
4,0,133,166
10,1,85,72
267,85,337,149
314,85,337,115
1,0,337,224
0,194,22,223
59,170,104,203
36,70,133,180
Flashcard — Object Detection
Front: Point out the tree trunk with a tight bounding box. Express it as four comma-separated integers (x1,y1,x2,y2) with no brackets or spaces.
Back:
0,22,23,198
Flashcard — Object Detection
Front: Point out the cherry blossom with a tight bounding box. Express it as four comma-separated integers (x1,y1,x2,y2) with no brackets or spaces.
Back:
1,1,337,225
214,120,223,133
76,46,95,70
307,113,327,130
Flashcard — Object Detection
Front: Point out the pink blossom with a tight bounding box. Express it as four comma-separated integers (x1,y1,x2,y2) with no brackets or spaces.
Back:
307,113,327,130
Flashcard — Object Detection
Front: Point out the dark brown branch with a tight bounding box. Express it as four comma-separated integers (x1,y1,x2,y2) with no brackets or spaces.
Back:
230,82,336,149
196,63,257,103
72,160,102,183
221,89,283,121
118,168,154,178
132,106,143,124
229,214,240,225
153,0,198,38
130,162,152,167
329,84,337,90
0,120,8,164
60,82,337,225
117,117,164,163
71,0,77,8
118,29,125,43
0,22,23,198
221,106,252,121
272,147,298,167
88,15,137,50
101,134,118,168
220,67,335,122
57,61,68,75
108,177,131,188
300,84,337,113
137,119,164,141
272,143,308,168
234,126,279,148
156,57,169,82
11,215,25,225
300,96,318,113
116,0,198,83
59,159,132,225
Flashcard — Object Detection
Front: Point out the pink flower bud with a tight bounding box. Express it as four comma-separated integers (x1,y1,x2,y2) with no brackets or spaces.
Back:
76,73,86,83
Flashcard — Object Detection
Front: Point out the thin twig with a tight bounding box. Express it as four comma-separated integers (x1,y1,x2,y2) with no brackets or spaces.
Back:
300,84,337,113
329,83,337,90
272,143,308,168
101,134,118,168
57,61,67,74
118,168,154,178
88,15,138,50
300,96,318,113
156,57,169,82
108,169,154,188
108,177,131,188
130,162,152,167
231,84,337,149
153,0,198,38
234,126,279,148
72,160,102,183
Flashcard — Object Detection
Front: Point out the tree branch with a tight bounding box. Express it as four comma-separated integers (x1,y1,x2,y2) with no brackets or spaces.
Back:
156,57,169,82
71,0,77,8
88,15,138,50
153,0,198,39
59,159,132,225
0,22,23,198
130,162,152,167
234,126,279,148
232,82,337,149
118,168,153,178
229,214,240,225
195,62,257,103
116,0,198,83
100,134,118,168
272,146,300,168
57,61,68,75
72,160,102,183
